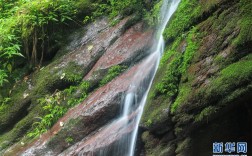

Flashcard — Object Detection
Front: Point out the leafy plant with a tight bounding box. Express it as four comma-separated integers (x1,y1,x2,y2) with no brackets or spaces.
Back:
0,97,11,113
65,137,74,144
28,93,67,138
28,80,90,138
100,65,127,86
143,0,163,27
108,0,141,18
0,70,8,86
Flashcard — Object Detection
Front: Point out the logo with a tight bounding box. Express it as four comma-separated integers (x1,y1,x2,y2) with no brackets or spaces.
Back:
237,142,247,154
213,142,247,156
213,142,223,154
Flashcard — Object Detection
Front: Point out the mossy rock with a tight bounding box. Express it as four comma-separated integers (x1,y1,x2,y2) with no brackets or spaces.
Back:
0,104,43,151
142,0,252,155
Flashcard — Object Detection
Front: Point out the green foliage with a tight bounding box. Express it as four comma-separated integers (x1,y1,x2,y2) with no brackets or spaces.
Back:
100,65,127,86
156,27,200,100
0,69,8,86
0,0,148,86
0,0,79,86
233,0,252,46
65,136,74,144
82,0,145,24
155,54,182,96
179,27,199,73
64,81,90,107
206,56,252,100
28,92,67,138
28,80,90,138
163,0,201,40
0,16,23,86
0,97,10,113
160,37,182,67
171,82,191,113
108,0,143,18
143,0,163,27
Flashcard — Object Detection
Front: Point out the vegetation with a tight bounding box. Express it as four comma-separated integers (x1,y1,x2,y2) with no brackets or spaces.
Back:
0,0,151,150
204,56,252,103
141,0,252,155
233,0,252,46
1,0,251,154
144,0,163,27
99,65,127,86
28,80,90,138
163,0,201,40
141,26,201,127
156,27,200,99
0,0,79,86
195,106,218,122
0,0,149,88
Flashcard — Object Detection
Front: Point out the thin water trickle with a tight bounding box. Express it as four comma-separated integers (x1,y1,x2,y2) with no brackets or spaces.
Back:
122,0,181,156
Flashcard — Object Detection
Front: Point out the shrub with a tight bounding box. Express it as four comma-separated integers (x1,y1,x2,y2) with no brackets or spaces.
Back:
28,80,90,138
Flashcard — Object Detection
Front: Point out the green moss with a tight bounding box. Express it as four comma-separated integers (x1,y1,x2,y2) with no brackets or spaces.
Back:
168,27,200,113
171,82,191,113
163,0,225,41
65,137,74,144
155,53,182,96
99,65,127,86
0,104,42,151
233,0,252,46
180,27,200,73
175,138,191,154
0,81,29,130
224,82,251,105
206,56,252,101
143,0,163,27
62,62,84,83
163,0,201,40
142,25,201,124
141,131,166,156
144,96,170,127
33,61,84,95
28,80,90,138
195,106,218,122
32,65,60,95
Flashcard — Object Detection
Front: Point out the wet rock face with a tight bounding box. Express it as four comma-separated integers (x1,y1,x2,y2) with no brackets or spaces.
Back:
16,57,155,156
2,15,154,155
140,0,252,155
85,22,153,82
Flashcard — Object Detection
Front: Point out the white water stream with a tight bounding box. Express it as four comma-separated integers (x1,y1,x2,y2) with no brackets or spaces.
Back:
121,0,181,155
66,1,181,155
17,1,180,156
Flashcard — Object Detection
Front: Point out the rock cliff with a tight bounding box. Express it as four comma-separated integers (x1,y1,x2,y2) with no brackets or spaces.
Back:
0,0,251,155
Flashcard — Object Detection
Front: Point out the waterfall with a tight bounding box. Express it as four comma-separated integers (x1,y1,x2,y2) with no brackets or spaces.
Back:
70,1,181,155
123,1,181,155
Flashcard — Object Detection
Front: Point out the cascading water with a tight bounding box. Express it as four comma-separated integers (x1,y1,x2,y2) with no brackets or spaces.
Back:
94,0,181,155
59,1,181,155
122,1,181,155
